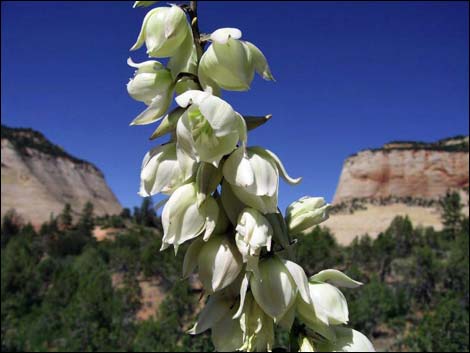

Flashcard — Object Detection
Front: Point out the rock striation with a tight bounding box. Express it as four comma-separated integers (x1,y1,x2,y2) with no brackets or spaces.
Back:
333,136,469,204
1,125,122,225
325,136,469,244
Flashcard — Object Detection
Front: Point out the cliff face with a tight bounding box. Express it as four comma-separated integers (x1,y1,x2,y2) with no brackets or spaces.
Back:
333,136,469,204
1,125,122,225
325,136,469,245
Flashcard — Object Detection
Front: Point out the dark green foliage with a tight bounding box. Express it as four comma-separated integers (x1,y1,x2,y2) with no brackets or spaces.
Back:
1,209,22,248
1,192,469,352
77,201,95,236
296,226,343,275
95,214,126,229
120,207,132,219
440,191,463,239
347,275,410,336
58,203,73,229
404,295,469,352
138,197,160,227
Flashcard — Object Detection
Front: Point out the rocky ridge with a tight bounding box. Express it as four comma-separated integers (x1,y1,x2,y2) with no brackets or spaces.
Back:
1,125,122,225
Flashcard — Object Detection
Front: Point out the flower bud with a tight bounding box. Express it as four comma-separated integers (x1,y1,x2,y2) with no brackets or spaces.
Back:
127,58,174,125
199,28,274,92
198,235,243,293
130,5,190,58
161,183,219,253
139,142,195,196
175,90,247,167
235,208,273,275
286,196,331,236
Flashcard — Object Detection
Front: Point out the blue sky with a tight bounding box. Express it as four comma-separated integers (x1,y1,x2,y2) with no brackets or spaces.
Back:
2,1,469,211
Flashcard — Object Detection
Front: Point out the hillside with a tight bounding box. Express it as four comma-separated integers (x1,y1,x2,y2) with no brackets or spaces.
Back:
1,125,122,224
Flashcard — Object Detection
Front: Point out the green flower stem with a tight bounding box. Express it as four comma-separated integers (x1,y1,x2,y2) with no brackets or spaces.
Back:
189,1,203,63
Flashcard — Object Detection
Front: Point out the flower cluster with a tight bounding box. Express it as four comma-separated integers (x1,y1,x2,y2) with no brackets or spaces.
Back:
127,2,375,352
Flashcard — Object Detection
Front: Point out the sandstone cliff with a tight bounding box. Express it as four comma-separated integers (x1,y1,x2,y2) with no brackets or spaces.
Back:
333,136,469,204
1,125,122,225
325,136,469,244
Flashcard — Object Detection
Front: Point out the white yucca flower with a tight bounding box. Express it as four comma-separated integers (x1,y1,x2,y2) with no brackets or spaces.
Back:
127,58,174,126
250,256,311,321
297,269,362,330
223,146,301,214
197,235,243,293
161,183,218,253
130,4,189,58
199,28,274,93
175,90,247,167
139,142,195,196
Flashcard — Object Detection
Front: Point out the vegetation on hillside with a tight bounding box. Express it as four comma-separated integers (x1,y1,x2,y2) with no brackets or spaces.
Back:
330,189,469,215
1,193,468,351
348,135,469,158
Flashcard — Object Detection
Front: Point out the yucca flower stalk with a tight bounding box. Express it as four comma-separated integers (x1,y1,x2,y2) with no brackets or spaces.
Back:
127,1,375,351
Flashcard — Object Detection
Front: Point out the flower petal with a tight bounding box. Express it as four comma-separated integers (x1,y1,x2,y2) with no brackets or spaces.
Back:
316,327,375,352
250,256,296,321
210,27,242,44
211,312,244,352
196,162,223,206
309,282,349,325
129,86,173,125
311,269,362,289
230,183,278,214
198,94,238,136
198,236,243,293
250,147,302,185
233,272,250,319
130,8,159,51
282,259,311,305
175,89,210,108
244,41,274,81
202,197,219,241
188,294,232,335
221,179,247,225
182,237,204,278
